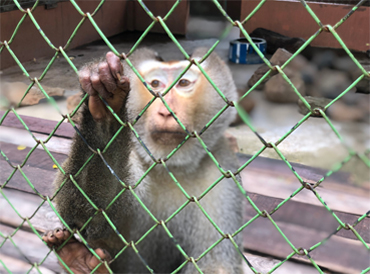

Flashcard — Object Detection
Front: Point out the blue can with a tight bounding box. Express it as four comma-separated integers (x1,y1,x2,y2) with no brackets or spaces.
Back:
229,38,267,64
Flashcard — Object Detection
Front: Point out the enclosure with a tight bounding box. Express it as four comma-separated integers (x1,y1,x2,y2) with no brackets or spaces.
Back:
0,0,369,273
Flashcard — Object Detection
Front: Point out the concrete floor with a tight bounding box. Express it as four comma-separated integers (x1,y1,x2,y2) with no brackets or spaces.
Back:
1,17,369,186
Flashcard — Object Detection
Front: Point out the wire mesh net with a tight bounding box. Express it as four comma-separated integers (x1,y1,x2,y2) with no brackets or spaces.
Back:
0,0,369,273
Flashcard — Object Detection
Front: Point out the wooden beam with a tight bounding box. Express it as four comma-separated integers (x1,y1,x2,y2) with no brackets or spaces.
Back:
243,215,370,273
0,224,62,273
0,110,74,139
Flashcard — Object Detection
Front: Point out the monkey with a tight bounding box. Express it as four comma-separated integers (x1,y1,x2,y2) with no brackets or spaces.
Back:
42,48,243,273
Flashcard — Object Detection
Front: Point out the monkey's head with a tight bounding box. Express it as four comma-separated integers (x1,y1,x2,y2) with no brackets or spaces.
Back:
127,48,238,170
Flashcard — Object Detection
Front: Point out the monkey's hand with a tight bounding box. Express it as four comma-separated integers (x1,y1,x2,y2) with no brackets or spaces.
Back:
42,228,111,273
79,52,130,121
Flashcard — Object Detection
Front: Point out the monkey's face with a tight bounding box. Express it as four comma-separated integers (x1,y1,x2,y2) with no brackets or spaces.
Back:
141,60,202,146
127,57,236,168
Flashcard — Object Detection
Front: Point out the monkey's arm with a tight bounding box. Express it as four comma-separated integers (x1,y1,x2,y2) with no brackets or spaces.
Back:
54,52,133,243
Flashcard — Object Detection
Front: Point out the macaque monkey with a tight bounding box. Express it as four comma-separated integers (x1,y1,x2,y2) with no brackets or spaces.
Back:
43,48,243,273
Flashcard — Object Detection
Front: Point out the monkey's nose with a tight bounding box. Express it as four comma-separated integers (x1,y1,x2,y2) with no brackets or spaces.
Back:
158,104,173,118
157,90,177,118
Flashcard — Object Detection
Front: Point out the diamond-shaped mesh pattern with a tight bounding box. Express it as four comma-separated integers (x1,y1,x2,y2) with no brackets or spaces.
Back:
0,0,369,273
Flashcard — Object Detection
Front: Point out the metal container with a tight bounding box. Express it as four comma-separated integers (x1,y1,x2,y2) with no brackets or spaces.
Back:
229,38,267,64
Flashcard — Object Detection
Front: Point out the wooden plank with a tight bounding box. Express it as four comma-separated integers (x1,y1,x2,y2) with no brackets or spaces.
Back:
0,224,62,272
1,141,368,242
1,176,368,274
0,162,56,196
1,113,368,274
0,188,62,232
243,218,370,273
0,126,73,155
245,193,370,244
237,153,362,191
0,253,57,274
0,142,67,197
1,188,365,274
2,165,368,244
0,189,322,274
0,188,318,274
0,189,61,272
0,110,75,139
0,141,68,169
243,252,319,274
239,154,370,216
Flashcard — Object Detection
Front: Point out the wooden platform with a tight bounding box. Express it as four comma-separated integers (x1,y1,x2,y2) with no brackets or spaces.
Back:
0,110,369,273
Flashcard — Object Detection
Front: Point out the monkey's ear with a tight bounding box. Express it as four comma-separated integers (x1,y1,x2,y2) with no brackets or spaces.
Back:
155,55,164,62
190,48,209,60
149,50,163,61
130,48,162,63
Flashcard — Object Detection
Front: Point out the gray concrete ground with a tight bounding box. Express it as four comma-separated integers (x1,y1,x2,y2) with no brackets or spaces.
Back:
1,18,369,186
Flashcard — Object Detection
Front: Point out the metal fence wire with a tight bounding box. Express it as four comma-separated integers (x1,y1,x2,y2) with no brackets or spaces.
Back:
0,0,369,273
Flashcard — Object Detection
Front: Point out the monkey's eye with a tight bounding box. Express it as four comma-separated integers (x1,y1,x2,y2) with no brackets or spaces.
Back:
150,80,161,88
178,79,191,87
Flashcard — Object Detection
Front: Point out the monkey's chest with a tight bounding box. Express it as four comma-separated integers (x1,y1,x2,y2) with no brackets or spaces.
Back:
146,177,216,220
147,181,188,219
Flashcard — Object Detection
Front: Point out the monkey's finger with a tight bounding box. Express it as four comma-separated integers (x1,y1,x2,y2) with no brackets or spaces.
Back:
116,76,130,95
53,227,72,244
90,71,112,100
61,228,72,240
89,96,108,121
89,73,113,120
79,69,96,96
98,61,118,94
106,52,123,80
87,248,111,273
53,228,65,241
42,233,52,247
43,231,58,247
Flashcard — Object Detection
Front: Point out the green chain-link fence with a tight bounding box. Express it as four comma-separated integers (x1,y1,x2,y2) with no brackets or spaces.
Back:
0,0,369,273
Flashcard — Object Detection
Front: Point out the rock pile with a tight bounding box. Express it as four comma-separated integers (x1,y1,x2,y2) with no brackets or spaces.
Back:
0,82,65,108
247,48,369,122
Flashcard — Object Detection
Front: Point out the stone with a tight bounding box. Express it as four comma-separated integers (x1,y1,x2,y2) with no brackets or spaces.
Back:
355,77,370,94
311,50,337,70
300,63,318,86
333,56,357,73
249,28,306,54
224,132,239,153
66,92,82,113
264,67,306,103
247,64,275,90
269,48,293,66
231,89,255,126
327,100,367,122
247,48,294,89
313,69,353,99
66,92,84,124
297,96,332,117
350,65,370,94
0,82,65,108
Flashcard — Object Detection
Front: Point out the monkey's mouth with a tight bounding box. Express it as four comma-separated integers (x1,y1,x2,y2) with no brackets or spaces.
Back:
150,130,188,145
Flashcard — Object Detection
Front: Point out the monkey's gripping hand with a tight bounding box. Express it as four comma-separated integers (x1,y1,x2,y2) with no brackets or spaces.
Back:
79,52,130,121
42,228,111,274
